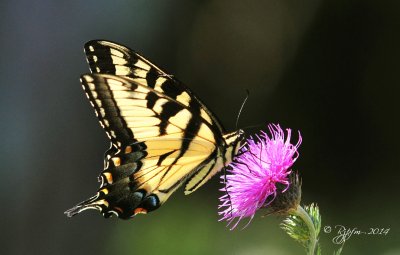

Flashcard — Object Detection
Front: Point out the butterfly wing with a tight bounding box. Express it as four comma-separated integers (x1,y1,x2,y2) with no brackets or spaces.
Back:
65,74,223,218
84,40,225,133
84,40,237,195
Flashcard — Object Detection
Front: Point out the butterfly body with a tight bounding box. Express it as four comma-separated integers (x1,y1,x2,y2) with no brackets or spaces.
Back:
65,40,244,219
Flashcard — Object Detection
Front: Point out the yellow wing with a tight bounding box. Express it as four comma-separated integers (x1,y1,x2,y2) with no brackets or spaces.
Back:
65,74,222,218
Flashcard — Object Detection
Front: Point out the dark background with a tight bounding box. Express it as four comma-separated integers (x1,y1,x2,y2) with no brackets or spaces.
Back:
1,0,399,254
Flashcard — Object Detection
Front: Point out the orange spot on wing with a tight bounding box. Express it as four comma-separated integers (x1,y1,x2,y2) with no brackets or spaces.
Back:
134,208,147,215
103,172,113,184
112,157,121,166
125,146,132,154
100,188,109,195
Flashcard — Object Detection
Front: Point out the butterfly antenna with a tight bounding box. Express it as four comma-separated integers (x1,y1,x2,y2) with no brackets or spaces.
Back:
235,89,250,130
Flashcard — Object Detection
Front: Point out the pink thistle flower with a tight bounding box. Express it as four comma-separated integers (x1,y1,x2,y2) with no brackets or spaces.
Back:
219,124,302,229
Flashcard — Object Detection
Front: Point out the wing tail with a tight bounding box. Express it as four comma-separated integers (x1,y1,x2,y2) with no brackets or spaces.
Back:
64,194,103,217
65,178,162,219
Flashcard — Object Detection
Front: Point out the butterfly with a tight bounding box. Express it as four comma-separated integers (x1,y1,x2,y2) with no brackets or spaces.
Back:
64,40,244,219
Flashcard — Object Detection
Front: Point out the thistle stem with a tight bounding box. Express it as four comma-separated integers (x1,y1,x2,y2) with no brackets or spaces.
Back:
291,205,317,255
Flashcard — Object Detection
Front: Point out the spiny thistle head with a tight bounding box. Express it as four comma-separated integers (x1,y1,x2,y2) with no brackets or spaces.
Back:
219,124,302,229
266,172,302,216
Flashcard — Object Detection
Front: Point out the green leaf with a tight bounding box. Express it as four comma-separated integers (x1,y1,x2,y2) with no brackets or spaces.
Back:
281,204,321,255
316,244,322,255
333,243,345,255
281,214,310,248
304,203,321,236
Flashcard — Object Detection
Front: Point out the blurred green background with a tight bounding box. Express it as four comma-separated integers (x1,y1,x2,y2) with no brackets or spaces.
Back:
1,0,399,254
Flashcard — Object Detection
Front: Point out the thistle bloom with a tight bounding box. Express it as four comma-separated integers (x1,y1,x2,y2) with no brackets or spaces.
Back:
219,124,302,229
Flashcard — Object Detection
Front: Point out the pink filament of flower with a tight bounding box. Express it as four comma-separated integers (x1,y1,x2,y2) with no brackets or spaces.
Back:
219,124,302,229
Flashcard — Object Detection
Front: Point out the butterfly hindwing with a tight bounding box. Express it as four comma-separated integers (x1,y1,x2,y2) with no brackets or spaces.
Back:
66,74,222,218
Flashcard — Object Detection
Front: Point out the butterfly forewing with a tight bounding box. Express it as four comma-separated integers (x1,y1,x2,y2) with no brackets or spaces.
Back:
84,40,224,131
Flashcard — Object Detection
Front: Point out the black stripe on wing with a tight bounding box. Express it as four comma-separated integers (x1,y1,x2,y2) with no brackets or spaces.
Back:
84,40,163,87
80,74,222,148
80,76,134,146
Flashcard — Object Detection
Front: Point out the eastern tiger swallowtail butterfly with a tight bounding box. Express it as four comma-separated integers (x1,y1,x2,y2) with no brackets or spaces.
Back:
65,40,244,219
